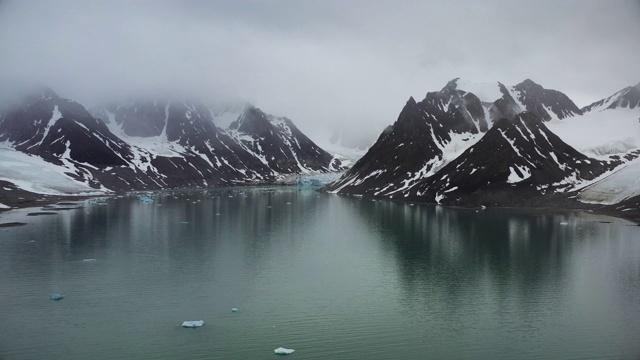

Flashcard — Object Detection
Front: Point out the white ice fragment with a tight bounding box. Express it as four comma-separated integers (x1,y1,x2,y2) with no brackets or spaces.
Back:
50,293,64,300
231,308,239,312
559,222,568,225
82,258,96,262
274,347,295,355
182,320,204,328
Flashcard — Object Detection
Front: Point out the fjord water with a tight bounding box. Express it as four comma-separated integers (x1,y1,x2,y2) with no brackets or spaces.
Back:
1,186,640,359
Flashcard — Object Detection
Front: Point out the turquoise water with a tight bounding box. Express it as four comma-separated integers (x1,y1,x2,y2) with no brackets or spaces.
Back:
1,186,639,359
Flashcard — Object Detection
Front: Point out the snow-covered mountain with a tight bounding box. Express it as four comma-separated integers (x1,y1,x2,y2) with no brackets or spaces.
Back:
226,105,344,174
582,82,640,112
324,79,640,213
0,88,345,200
405,112,617,206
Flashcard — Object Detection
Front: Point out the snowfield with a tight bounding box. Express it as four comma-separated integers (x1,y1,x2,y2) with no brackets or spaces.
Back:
0,143,110,195
578,156,640,205
547,107,640,158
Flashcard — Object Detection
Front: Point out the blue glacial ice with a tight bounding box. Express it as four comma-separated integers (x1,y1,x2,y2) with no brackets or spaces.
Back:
292,172,343,189
138,195,154,203
50,293,64,300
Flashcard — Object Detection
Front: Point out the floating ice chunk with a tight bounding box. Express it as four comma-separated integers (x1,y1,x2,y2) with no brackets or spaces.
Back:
560,221,568,225
274,347,295,355
182,320,204,328
82,258,96,262
231,308,239,312
138,195,154,203
50,293,64,300
180,221,189,224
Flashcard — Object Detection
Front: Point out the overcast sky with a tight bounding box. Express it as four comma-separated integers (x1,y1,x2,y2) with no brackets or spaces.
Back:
1,0,639,144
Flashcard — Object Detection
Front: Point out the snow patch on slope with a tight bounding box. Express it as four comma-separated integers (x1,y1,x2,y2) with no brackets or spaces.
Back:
507,165,531,183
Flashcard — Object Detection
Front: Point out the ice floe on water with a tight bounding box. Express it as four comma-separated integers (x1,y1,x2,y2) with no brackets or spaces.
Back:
181,320,204,328
274,347,295,355
49,294,64,300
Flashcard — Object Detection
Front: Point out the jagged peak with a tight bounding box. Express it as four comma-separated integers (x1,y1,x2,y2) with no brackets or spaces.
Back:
442,78,461,92
406,96,417,106
515,78,543,90
230,104,273,134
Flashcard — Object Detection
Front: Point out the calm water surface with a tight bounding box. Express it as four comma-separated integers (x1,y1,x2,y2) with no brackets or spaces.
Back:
1,185,640,359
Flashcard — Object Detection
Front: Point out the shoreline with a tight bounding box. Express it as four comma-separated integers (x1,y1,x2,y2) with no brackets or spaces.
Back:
1,182,638,226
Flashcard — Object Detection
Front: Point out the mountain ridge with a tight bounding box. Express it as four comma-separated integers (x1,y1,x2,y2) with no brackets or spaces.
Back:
0,87,345,200
323,78,640,216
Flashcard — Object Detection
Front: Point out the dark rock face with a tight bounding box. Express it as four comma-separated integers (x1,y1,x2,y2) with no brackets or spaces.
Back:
0,89,132,168
511,79,583,121
440,79,489,133
93,99,275,184
488,83,522,122
228,106,342,173
323,97,449,196
93,100,167,137
406,112,615,206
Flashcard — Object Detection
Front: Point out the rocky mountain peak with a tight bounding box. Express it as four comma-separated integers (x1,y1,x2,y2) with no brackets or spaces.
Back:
229,105,274,135
515,78,543,91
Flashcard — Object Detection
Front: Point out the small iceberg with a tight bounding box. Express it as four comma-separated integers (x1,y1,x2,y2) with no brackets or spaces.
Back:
182,320,204,328
231,308,239,312
82,258,96,262
138,195,154,203
274,347,295,355
50,293,64,300
560,221,569,225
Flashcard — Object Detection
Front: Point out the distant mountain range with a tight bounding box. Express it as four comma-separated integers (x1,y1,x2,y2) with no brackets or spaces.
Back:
323,78,640,219
0,87,347,203
2,78,640,221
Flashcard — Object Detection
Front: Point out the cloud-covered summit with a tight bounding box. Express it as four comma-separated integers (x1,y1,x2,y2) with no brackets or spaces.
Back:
1,0,638,145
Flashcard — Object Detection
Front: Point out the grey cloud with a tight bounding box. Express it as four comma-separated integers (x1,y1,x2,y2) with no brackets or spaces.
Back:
1,0,639,144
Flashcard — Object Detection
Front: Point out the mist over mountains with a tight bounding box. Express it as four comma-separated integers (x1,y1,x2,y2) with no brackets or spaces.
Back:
0,86,348,204
1,76,640,221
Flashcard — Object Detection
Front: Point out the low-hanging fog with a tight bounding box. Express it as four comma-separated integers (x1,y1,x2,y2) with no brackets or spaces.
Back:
1,0,639,148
